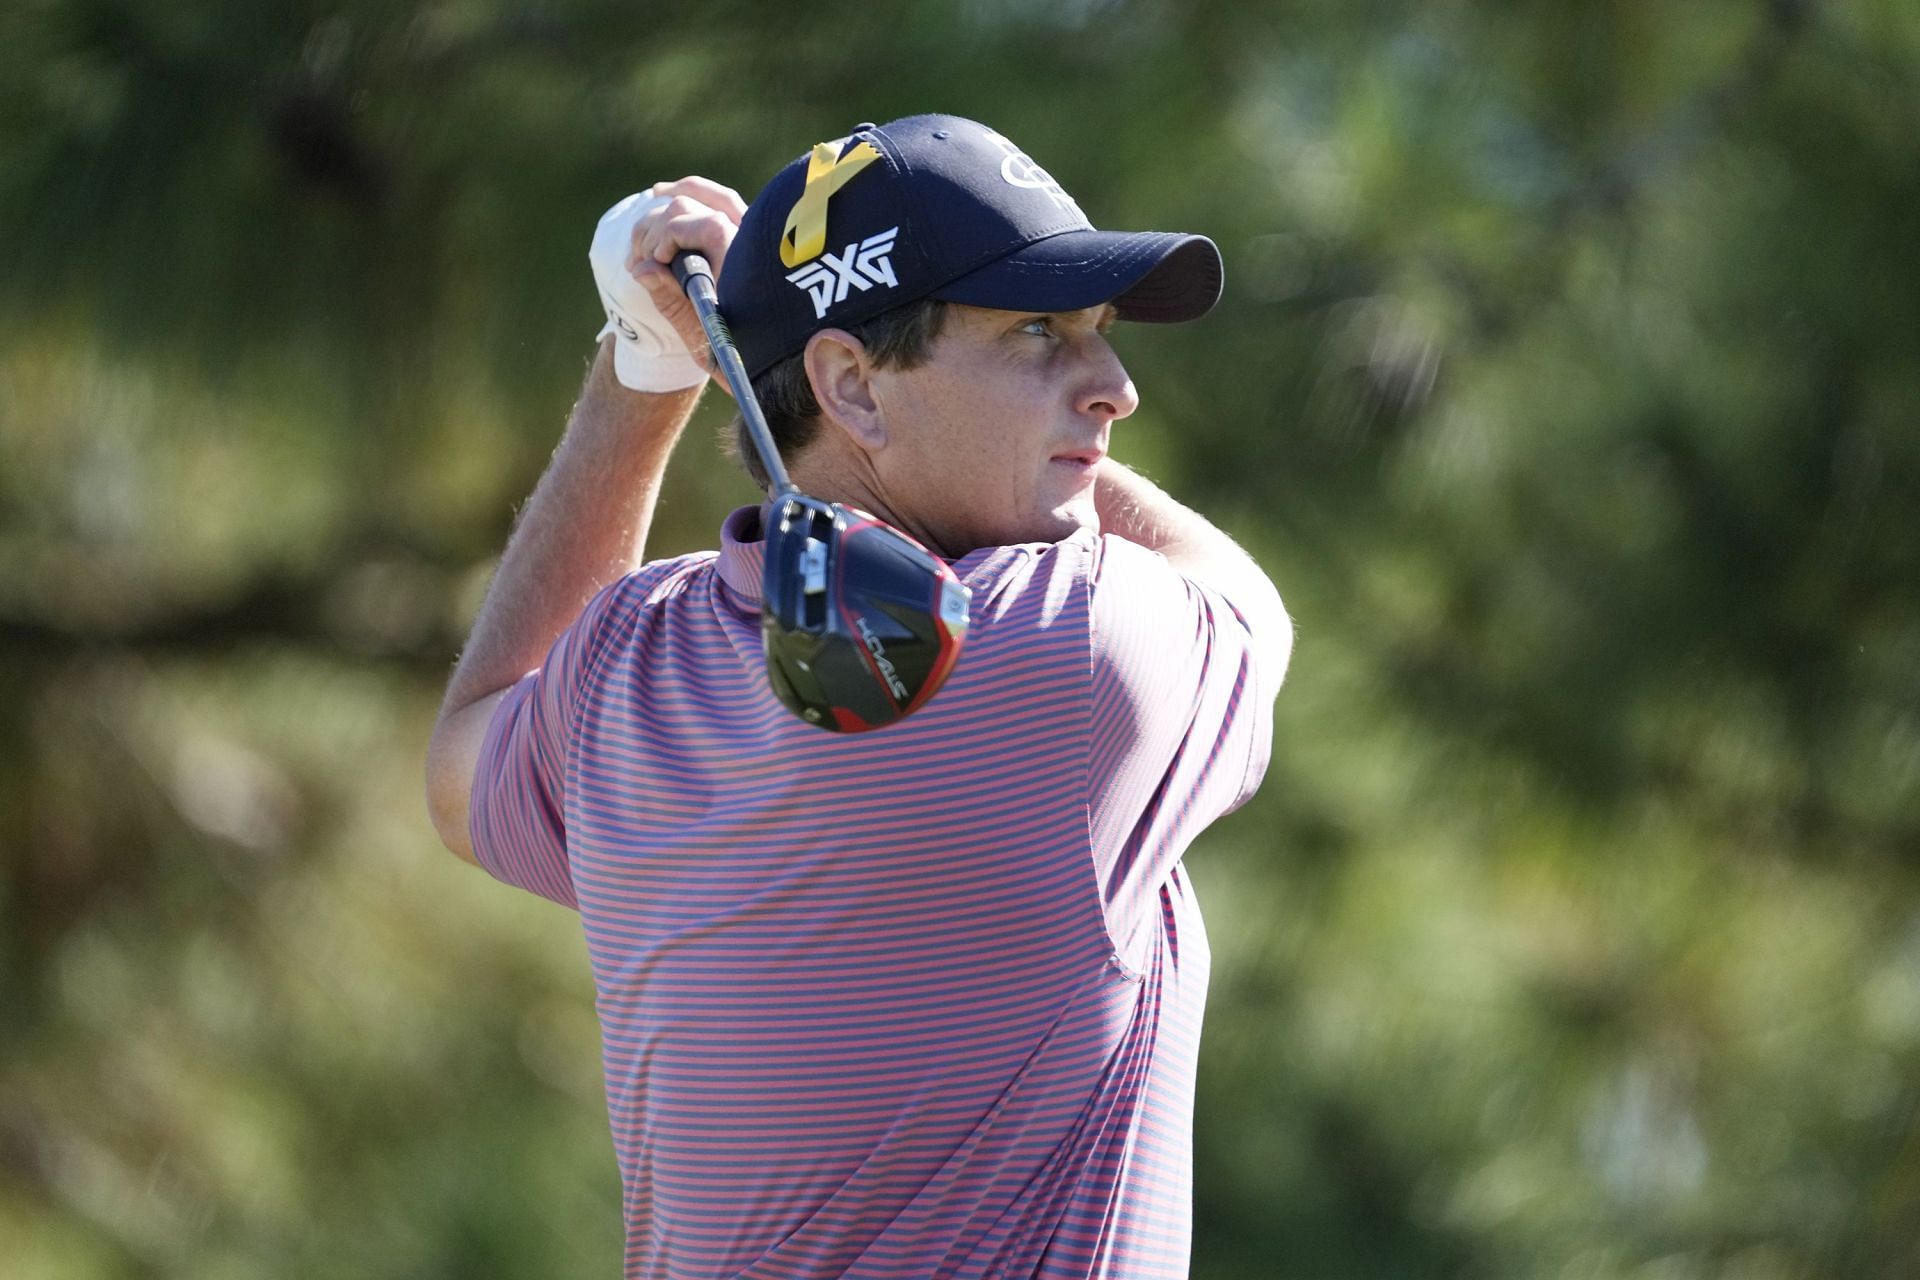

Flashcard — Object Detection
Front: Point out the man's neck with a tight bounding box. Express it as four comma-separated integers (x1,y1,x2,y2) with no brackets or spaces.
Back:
783,460,960,561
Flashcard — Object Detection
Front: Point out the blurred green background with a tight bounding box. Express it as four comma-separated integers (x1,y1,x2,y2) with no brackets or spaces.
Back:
4,0,1918,1276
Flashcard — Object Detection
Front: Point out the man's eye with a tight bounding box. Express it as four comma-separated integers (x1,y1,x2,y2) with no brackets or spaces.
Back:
1019,317,1054,338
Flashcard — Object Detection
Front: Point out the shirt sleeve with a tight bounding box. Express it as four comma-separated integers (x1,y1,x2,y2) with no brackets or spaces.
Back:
1085,534,1280,939
468,578,632,909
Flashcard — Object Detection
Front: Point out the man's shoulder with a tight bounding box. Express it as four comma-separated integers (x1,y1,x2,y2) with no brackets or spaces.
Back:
948,528,1106,628
954,525,1110,578
951,528,1209,611
613,549,721,608
562,551,722,659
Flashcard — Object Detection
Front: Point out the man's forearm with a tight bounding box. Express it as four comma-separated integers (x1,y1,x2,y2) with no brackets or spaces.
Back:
438,341,700,717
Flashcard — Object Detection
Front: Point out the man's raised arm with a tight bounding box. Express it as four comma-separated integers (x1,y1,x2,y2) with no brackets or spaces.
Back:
1092,458,1293,690
424,177,745,865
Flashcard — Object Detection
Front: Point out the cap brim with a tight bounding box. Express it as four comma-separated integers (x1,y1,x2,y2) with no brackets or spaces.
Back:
930,230,1223,323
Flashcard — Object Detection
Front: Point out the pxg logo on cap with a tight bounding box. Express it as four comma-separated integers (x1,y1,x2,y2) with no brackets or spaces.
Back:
785,227,900,320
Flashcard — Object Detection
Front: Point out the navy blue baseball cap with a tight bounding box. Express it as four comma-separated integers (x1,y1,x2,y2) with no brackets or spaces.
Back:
718,114,1224,377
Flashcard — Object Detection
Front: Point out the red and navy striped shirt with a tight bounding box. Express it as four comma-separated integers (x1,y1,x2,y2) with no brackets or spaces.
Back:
472,504,1278,1280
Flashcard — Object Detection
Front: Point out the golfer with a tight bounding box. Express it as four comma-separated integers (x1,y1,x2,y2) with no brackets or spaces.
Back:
426,113,1291,1280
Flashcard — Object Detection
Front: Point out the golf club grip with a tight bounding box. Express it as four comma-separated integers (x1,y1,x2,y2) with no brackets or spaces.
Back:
669,251,795,496
671,253,714,294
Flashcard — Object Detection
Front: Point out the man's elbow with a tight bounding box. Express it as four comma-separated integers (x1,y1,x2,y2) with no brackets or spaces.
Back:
425,692,511,866
424,723,482,867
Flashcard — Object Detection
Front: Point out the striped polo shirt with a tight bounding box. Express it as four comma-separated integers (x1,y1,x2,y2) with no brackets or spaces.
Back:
471,503,1278,1280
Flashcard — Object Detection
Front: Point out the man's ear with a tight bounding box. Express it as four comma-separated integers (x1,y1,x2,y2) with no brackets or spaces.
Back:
804,329,888,451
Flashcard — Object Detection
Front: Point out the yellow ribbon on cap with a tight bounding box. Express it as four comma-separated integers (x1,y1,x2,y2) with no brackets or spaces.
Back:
779,140,882,268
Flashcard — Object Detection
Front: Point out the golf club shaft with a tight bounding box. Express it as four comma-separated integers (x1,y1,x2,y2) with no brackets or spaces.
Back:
672,253,796,497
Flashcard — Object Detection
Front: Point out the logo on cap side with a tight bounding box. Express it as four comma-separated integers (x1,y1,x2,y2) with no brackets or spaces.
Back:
786,228,900,319
981,128,1083,218
781,139,883,268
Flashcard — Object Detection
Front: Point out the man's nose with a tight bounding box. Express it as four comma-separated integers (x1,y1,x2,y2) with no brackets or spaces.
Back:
1076,337,1139,421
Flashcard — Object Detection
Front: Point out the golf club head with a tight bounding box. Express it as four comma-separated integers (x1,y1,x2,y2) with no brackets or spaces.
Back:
761,495,971,732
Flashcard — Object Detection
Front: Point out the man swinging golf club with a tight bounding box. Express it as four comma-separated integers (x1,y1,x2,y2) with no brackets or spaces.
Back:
426,113,1292,1280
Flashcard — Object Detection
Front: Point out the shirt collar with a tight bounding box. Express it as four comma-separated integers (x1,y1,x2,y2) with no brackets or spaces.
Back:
716,504,767,603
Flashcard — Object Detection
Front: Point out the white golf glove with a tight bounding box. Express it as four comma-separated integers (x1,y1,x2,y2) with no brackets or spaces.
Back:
589,192,707,392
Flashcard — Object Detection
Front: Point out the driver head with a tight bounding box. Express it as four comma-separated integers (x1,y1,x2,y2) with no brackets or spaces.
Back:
760,495,970,732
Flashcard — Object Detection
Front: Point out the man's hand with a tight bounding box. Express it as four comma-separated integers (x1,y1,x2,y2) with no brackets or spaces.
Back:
590,176,747,391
